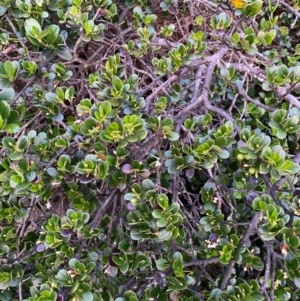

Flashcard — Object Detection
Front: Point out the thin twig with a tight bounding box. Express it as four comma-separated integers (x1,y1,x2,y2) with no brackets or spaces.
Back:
236,86,276,112
175,47,228,121
220,211,263,290
204,101,241,133
18,281,23,301
15,111,43,138
18,198,36,238
278,89,300,110
191,66,203,103
184,256,220,268
145,74,178,113
270,251,276,301
260,241,272,294
90,188,119,228
72,33,84,63
279,0,300,19
4,15,31,59
11,77,36,106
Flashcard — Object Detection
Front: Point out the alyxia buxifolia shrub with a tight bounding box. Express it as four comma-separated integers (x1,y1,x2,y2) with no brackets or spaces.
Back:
1,0,300,301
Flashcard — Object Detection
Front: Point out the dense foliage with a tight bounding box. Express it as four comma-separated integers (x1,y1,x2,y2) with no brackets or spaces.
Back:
1,0,300,300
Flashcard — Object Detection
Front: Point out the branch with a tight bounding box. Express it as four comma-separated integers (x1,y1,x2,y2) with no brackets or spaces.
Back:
145,74,178,113
204,101,241,133
184,256,220,268
175,47,228,121
236,86,276,112
151,37,178,48
277,88,300,110
260,241,272,294
227,62,300,111
4,15,31,59
90,188,119,228
11,77,36,106
190,66,203,103
18,197,36,238
279,1,300,19
270,251,277,301
220,211,263,291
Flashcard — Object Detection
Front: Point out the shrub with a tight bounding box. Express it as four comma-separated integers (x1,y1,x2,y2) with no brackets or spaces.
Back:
0,0,300,300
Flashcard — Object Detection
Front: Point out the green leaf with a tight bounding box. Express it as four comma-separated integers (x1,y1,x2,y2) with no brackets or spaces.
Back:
217,149,229,159
57,48,73,61
156,230,172,241
172,258,183,273
157,217,168,227
47,168,59,178
242,0,263,17
25,171,37,182
276,129,287,139
167,132,179,141
156,259,170,271
0,100,10,119
142,179,154,191
24,18,42,36
57,270,73,286
10,175,22,188
152,209,163,218
4,61,18,79
82,292,93,301
287,235,299,248
112,76,124,90
0,88,15,103
119,262,129,273
0,6,8,16
5,123,20,134
2,136,15,150
16,136,28,150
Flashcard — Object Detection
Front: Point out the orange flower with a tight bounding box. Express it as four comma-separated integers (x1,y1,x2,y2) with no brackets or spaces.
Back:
231,0,246,9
